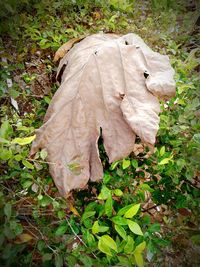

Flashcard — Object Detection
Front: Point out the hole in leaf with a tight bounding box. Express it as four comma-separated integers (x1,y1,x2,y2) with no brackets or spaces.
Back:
144,71,149,79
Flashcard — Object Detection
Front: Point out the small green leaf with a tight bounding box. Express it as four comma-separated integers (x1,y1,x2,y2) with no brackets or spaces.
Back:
55,225,68,236
85,231,96,247
80,255,93,267
55,254,63,267
110,160,120,170
122,158,130,169
117,204,135,216
124,204,140,219
39,196,52,207
4,203,12,219
40,148,48,160
127,220,143,236
124,235,134,254
92,221,99,234
99,225,109,233
114,224,127,240
112,216,127,225
12,135,36,145
22,180,33,189
131,159,138,168
159,146,165,156
81,211,96,221
22,160,34,169
14,154,23,161
0,148,12,160
134,252,144,267
193,133,200,144
98,238,112,256
103,173,111,184
158,157,172,165
37,240,45,251
0,137,10,144
139,184,154,192
113,189,123,196
0,120,13,139
134,241,146,253
148,223,160,233
42,253,52,262
98,185,111,200
105,195,113,217
99,235,118,252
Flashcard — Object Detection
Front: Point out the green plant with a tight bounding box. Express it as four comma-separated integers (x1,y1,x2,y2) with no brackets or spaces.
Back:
0,0,199,266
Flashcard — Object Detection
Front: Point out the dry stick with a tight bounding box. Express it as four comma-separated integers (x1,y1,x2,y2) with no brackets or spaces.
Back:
24,217,58,254
65,217,97,259
28,158,57,165
142,204,159,213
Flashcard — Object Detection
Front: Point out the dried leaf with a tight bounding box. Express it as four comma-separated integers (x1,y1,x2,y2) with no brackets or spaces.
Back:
31,33,175,196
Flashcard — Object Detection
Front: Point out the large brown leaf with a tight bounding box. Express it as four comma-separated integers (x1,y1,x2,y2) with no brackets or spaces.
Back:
30,33,175,197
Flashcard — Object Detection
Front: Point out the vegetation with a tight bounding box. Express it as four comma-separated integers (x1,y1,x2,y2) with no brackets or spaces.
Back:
0,0,199,266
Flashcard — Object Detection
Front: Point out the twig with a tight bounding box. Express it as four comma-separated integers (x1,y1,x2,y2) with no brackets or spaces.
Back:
66,217,97,259
28,158,57,165
142,204,159,212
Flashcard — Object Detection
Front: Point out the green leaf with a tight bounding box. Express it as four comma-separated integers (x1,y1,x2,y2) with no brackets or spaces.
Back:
117,204,135,216
192,133,200,144
85,231,96,247
103,173,111,184
22,160,34,169
124,204,140,218
98,185,111,200
37,240,45,251
139,183,154,192
112,216,127,225
122,158,130,169
0,148,12,160
39,196,52,207
191,234,200,244
12,135,36,146
114,224,127,240
0,120,13,139
133,252,144,267
134,241,146,253
113,189,123,196
42,253,52,262
80,255,93,267
81,211,96,221
105,195,113,217
99,225,109,233
0,137,10,144
148,223,160,233
22,180,33,189
124,235,134,254
131,159,138,168
55,254,63,267
99,235,117,253
92,221,99,234
160,146,165,156
158,156,173,165
14,154,23,161
40,148,48,160
127,220,143,236
110,160,120,170
55,225,68,236
4,203,12,219
92,221,109,234
98,238,112,256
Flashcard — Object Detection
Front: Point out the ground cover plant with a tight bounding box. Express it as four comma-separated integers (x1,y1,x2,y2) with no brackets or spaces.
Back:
0,0,199,266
